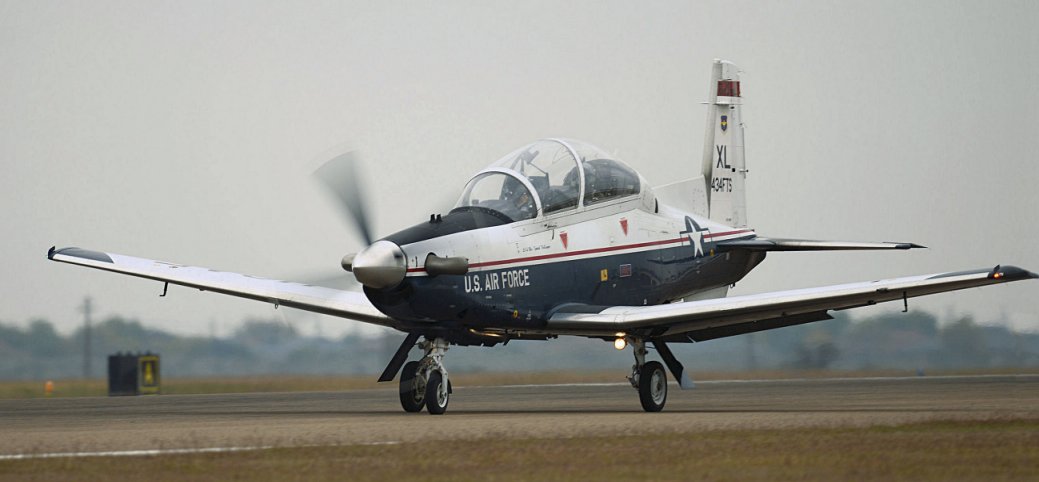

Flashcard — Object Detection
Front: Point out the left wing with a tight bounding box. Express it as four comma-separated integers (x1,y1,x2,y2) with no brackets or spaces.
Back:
547,265,1036,341
47,246,398,329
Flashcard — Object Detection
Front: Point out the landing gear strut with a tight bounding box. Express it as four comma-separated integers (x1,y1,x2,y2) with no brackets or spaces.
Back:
626,338,668,412
397,337,452,415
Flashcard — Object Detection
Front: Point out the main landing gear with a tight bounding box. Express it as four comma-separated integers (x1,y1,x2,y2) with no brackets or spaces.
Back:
625,337,695,412
397,338,452,415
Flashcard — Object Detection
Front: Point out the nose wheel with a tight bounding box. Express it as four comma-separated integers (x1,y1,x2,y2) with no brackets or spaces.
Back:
398,338,451,415
398,361,425,412
424,370,450,414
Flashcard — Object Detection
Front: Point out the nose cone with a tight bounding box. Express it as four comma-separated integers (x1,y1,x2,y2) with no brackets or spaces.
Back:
352,240,407,289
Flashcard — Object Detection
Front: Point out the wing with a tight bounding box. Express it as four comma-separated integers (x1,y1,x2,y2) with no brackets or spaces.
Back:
547,265,1036,341
47,246,398,329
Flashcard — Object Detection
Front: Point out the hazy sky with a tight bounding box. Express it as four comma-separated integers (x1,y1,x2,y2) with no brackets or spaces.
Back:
2,0,1037,337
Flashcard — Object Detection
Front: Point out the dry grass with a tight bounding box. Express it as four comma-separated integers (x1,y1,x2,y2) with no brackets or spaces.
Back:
1,418,1036,481
2,367,1035,399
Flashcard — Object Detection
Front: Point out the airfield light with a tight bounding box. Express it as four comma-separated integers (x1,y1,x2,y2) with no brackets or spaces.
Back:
614,338,627,350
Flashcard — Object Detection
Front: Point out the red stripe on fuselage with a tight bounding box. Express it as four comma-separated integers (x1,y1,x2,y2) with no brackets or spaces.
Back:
405,229,755,273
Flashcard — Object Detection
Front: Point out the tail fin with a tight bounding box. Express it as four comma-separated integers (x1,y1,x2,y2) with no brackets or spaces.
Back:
701,59,748,228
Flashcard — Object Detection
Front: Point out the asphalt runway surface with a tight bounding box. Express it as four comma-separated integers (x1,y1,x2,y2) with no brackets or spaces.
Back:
1,375,1036,456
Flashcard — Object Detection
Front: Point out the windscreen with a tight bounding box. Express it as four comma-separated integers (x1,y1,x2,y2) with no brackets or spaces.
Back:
454,172,536,222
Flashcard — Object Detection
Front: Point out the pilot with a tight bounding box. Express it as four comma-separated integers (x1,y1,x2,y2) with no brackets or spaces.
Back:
513,188,535,218
501,177,536,220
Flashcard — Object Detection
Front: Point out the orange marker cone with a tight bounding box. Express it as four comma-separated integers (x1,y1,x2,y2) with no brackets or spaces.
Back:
44,380,54,397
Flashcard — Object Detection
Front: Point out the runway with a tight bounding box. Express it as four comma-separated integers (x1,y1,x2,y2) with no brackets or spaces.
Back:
1,375,1036,457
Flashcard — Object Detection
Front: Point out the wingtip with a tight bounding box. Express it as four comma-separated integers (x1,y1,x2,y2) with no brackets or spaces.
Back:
990,265,1038,280
892,242,927,249
45,247,113,264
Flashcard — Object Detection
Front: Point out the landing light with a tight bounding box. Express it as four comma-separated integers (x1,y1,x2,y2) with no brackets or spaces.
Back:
614,338,627,350
993,272,1004,279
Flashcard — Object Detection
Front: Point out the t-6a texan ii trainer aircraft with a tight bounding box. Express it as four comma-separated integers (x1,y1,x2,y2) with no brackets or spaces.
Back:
49,60,1035,414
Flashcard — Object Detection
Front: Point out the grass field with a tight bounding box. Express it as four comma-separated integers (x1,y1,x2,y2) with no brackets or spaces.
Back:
1,418,1035,481
2,367,1034,399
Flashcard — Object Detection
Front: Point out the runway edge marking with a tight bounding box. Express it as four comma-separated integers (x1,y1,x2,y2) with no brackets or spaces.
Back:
0,441,401,461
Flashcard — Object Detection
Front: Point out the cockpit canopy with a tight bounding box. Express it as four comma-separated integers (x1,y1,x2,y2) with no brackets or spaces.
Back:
453,139,642,222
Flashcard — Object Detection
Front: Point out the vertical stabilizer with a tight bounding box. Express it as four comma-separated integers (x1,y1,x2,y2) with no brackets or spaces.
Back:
700,60,748,227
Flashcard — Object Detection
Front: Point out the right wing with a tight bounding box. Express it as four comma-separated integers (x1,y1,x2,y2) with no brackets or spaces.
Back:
47,246,398,329
547,265,1036,341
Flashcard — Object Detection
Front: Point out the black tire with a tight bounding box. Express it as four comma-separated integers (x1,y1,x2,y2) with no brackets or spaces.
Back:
399,361,425,413
638,361,667,412
425,370,449,415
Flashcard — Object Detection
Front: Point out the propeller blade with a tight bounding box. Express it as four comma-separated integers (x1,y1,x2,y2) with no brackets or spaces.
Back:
313,151,374,246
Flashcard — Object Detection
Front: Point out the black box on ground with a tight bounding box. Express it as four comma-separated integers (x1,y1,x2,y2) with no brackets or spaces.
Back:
107,353,160,396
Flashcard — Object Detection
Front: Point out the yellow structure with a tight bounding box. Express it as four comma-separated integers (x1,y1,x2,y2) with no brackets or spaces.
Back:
138,355,160,395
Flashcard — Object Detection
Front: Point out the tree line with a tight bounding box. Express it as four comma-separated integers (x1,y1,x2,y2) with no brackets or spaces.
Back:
0,310,1036,380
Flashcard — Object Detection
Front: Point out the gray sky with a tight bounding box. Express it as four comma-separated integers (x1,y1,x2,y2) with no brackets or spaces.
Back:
2,0,1037,337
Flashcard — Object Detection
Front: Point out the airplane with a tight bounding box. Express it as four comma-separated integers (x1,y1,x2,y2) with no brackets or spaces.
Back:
48,59,1036,414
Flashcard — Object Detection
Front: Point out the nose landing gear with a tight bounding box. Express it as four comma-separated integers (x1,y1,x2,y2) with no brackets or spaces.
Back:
398,337,452,415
